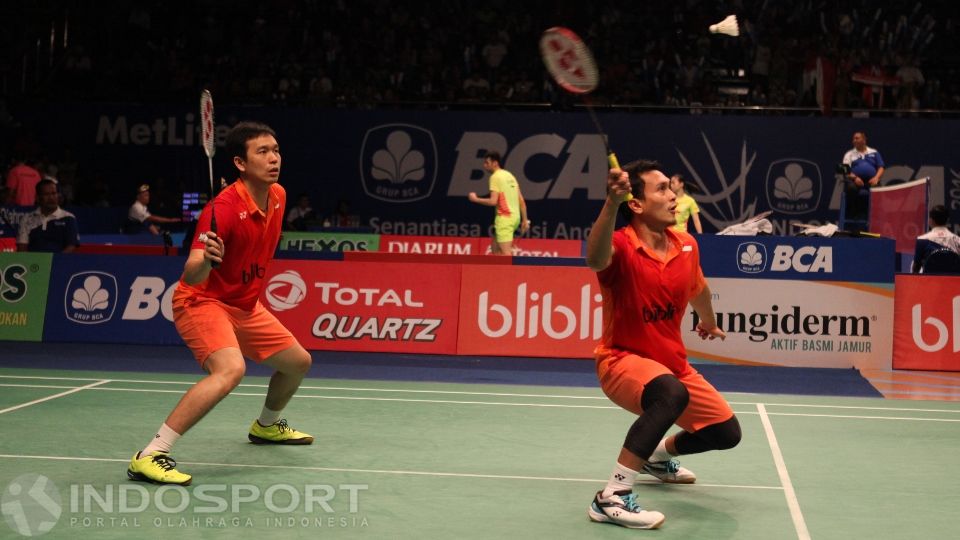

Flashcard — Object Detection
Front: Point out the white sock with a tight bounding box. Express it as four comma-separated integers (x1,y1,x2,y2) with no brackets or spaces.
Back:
141,423,181,456
258,406,282,427
601,463,639,498
648,437,674,462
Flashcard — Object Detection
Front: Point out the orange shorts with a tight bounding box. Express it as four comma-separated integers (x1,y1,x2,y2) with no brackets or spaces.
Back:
173,288,297,367
596,349,734,433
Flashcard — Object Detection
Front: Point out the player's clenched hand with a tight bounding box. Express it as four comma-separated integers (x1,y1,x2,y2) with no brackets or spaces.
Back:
607,169,631,203
198,231,224,266
696,322,726,341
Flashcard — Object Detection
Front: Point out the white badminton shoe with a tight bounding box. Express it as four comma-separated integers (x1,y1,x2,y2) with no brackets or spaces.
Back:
588,490,665,529
641,458,697,484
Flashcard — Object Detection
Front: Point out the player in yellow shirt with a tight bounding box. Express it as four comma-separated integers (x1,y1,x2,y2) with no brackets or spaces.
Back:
468,151,529,254
670,174,702,234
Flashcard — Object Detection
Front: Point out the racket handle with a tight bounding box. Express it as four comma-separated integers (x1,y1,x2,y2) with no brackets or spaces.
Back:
607,152,634,201
607,152,620,169
209,202,220,269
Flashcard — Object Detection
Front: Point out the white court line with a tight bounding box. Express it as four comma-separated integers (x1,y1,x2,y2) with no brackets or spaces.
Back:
0,375,609,400
0,383,80,390
0,453,782,490
89,387,623,409
4,374,960,413
0,380,111,415
757,403,810,540
760,411,960,423
744,402,960,414
1,381,960,420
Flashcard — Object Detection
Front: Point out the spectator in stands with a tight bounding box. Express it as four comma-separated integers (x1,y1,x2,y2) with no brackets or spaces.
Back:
285,192,314,230
669,173,702,234
841,131,884,226
5,158,42,207
468,151,528,255
16,179,79,253
126,183,181,235
328,198,359,228
912,205,960,273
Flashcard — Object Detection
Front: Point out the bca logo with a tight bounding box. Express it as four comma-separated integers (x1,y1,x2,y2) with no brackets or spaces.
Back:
765,159,821,215
64,272,118,325
771,245,833,273
265,270,307,312
736,242,767,273
360,124,437,203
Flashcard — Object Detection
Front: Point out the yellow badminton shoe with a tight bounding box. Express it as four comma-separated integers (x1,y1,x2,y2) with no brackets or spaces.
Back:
248,419,314,445
127,451,192,485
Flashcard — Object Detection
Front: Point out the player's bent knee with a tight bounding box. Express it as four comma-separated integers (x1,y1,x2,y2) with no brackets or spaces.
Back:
218,366,246,391
706,416,742,450
640,374,689,418
293,351,312,375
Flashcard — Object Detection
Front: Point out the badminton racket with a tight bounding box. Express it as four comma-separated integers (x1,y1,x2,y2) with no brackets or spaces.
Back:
200,89,216,196
200,89,220,268
540,27,630,200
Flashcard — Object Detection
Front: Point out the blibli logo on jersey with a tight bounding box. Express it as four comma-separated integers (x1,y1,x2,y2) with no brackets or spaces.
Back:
736,242,767,273
64,271,118,324
765,159,822,215
360,124,437,203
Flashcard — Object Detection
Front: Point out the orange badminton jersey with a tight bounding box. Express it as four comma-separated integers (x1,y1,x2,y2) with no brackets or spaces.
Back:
177,180,286,311
595,226,706,374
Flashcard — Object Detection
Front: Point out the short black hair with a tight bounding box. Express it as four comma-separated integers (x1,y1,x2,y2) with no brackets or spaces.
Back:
930,204,949,226
483,151,502,165
35,179,58,196
225,121,277,171
616,159,662,222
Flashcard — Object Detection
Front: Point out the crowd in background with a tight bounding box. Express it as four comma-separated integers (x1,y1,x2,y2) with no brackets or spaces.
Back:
2,0,958,214
3,0,957,111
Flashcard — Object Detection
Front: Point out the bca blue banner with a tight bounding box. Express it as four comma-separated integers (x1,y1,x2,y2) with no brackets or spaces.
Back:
698,235,895,283
15,104,960,239
45,254,185,344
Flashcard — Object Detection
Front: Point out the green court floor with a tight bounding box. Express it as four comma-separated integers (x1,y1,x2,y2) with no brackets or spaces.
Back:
1,368,958,539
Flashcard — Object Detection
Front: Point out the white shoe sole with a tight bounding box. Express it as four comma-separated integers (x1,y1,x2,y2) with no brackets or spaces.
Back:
587,506,666,529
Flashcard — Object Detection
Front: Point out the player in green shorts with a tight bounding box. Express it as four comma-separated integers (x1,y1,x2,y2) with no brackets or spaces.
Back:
468,151,529,255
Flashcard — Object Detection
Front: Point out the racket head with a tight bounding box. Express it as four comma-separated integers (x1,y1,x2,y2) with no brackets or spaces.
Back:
200,89,216,158
539,26,599,95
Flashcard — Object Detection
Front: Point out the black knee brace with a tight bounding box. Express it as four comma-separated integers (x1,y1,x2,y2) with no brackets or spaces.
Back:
622,374,690,459
673,416,742,455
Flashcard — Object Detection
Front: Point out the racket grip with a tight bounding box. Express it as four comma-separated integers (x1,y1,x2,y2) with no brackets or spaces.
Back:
210,203,220,269
607,152,633,201
607,152,620,169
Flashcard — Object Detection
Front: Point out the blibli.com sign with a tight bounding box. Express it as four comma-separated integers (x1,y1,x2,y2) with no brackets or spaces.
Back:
701,235,895,283
44,254,185,344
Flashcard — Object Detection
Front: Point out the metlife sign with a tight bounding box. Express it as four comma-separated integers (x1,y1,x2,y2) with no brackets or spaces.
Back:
44,254,185,344
700,235,895,282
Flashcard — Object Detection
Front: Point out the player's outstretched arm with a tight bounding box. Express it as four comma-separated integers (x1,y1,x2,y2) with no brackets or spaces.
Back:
586,168,630,271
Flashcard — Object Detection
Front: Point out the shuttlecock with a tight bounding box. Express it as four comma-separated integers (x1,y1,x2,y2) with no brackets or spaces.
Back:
709,15,739,36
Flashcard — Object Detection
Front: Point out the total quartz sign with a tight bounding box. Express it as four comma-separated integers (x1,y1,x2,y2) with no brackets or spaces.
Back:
260,260,461,354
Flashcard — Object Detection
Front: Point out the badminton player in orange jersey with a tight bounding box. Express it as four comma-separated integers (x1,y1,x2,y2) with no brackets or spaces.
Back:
127,122,314,486
584,160,741,529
